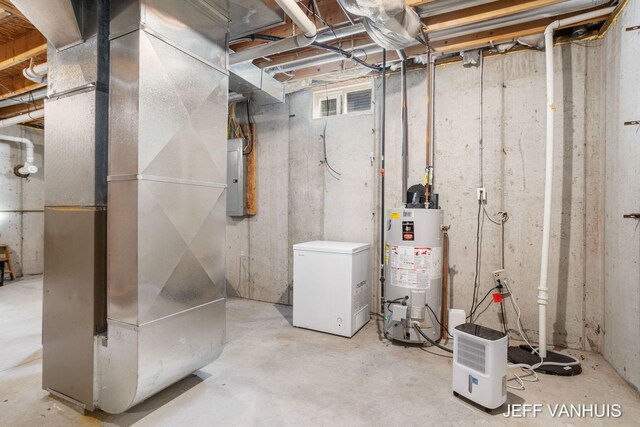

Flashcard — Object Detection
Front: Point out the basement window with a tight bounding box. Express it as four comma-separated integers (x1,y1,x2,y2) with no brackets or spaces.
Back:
312,82,373,119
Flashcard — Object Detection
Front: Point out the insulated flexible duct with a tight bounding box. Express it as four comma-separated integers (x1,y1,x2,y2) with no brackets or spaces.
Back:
338,0,423,49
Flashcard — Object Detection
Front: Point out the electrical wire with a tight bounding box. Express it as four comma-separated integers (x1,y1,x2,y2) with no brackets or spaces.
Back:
469,200,483,320
243,100,254,155
321,121,341,180
426,303,452,338
501,279,581,389
467,285,500,321
227,103,244,139
385,296,408,314
479,207,509,333
382,297,408,338
479,49,484,188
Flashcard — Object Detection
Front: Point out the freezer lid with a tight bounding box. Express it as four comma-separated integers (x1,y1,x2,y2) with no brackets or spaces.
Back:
293,240,370,254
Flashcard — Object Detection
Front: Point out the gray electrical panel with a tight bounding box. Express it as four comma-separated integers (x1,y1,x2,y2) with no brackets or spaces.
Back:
227,138,246,216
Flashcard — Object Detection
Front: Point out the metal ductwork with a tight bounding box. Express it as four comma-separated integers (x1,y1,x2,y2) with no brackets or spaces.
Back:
11,0,83,50
105,0,229,414
42,0,232,414
229,0,317,65
230,62,285,102
338,0,422,50
228,0,320,100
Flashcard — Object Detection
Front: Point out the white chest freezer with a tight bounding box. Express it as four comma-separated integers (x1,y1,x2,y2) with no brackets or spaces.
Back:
293,241,371,337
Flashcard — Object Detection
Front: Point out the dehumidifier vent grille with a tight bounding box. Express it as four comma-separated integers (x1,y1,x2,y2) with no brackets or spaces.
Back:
456,335,486,374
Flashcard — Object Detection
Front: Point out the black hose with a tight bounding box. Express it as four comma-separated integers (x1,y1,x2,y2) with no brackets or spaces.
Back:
413,322,453,353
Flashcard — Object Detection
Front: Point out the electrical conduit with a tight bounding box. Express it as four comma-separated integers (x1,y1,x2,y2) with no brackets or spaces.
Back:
398,49,408,203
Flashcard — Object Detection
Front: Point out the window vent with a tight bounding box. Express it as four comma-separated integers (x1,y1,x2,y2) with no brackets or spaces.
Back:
346,89,372,113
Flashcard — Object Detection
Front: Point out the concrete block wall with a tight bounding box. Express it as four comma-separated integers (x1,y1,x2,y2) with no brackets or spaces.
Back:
226,42,606,353
0,125,45,277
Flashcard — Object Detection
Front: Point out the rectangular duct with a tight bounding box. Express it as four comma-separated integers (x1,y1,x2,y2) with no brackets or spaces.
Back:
98,0,229,414
42,0,109,411
11,0,83,50
41,0,233,414
40,0,282,414
229,62,285,102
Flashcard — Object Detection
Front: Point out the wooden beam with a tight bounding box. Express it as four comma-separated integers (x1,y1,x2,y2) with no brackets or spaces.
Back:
406,0,436,6
430,8,611,53
598,0,629,36
241,123,257,216
423,0,566,32
0,30,47,72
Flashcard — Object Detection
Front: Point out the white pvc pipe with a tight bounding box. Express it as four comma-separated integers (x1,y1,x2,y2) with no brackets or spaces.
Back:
538,6,615,358
229,0,317,64
0,109,44,128
23,62,48,83
0,134,38,175
275,0,317,37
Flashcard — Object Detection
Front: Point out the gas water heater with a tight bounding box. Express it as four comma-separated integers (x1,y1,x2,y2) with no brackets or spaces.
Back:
384,187,443,344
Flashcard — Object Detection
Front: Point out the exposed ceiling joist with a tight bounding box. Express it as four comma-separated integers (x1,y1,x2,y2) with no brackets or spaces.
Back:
0,4,46,120
422,0,566,32
406,0,437,6
0,29,46,72
430,6,611,52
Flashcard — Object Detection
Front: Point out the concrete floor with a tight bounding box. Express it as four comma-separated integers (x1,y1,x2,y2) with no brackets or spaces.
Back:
1,276,638,426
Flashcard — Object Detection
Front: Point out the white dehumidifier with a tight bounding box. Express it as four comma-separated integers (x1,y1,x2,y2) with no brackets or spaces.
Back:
453,323,508,412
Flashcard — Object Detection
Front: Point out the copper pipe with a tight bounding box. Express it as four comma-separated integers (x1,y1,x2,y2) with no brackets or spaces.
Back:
440,225,450,340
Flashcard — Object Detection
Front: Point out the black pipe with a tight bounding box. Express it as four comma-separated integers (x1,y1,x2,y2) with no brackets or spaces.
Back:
379,49,387,313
